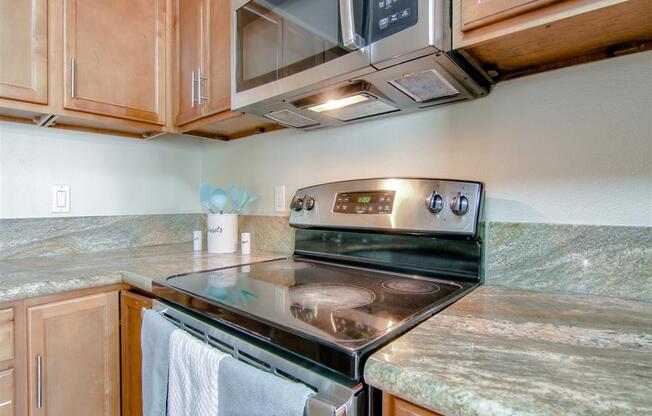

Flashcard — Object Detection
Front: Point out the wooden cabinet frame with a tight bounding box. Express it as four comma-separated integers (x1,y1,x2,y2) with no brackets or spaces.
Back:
0,0,48,104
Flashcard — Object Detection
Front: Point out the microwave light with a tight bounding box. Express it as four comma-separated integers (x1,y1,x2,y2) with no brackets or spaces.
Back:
307,94,370,113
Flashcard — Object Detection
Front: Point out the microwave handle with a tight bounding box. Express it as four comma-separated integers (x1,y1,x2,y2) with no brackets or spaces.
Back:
339,0,361,50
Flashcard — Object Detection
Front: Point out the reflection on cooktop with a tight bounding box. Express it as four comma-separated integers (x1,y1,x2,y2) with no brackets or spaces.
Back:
165,258,465,346
289,284,376,310
381,279,441,294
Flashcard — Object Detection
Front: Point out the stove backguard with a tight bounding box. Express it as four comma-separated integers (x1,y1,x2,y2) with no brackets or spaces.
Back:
294,229,483,283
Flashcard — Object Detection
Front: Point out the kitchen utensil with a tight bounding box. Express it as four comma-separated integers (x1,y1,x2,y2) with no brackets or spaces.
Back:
237,186,249,212
239,195,259,213
200,181,212,212
210,188,228,214
230,184,240,213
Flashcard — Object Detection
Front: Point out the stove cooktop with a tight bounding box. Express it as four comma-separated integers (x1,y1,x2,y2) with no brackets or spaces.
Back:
153,257,476,379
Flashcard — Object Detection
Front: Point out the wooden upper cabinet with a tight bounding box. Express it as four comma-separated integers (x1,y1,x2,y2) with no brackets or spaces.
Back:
174,0,232,126
454,0,652,80
0,0,47,104
63,0,166,124
203,0,232,117
27,292,120,416
460,0,564,31
174,0,204,125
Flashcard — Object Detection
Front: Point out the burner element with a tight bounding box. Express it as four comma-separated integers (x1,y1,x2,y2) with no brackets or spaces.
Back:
290,284,376,310
381,280,441,294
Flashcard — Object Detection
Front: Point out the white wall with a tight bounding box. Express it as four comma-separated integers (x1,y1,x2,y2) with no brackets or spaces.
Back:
201,52,652,227
0,122,204,218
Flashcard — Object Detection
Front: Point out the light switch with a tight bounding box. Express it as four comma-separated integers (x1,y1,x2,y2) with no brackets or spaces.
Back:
274,185,285,213
51,185,70,213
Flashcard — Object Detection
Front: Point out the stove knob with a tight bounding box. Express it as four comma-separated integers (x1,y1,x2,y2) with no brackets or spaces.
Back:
450,192,470,216
290,195,304,211
303,195,316,211
426,192,444,213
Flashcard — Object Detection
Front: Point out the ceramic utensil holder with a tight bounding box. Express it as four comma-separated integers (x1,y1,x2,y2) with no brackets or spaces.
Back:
207,213,238,254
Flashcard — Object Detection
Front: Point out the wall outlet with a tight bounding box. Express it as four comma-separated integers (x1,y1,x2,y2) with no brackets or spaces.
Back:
274,185,285,213
51,185,70,213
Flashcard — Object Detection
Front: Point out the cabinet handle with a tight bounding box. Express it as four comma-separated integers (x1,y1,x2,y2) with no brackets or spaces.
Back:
198,68,207,104
191,70,198,107
70,58,76,98
36,355,43,408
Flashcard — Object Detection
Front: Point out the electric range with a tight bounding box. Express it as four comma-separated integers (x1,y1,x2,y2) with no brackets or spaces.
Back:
152,178,484,416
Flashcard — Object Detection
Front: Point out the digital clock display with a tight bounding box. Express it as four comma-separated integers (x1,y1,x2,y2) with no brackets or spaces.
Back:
334,191,395,214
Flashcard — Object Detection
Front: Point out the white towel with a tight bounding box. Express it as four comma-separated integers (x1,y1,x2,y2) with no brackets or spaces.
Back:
167,330,228,416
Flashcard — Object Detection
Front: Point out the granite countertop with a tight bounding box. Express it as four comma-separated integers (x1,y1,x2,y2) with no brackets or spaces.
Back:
0,243,285,303
365,285,652,416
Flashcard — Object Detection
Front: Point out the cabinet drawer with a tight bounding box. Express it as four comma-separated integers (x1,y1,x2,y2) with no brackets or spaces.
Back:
0,309,14,362
0,368,14,416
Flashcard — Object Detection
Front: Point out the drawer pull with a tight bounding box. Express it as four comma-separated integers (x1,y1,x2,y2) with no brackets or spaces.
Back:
36,355,43,408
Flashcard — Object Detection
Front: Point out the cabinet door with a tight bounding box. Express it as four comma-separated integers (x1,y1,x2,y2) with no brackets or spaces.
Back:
63,0,166,124
27,292,120,416
0,0,47,104
202,0,232,117
174,0,204,125
383,393,444,416
0,368,14,416
120,291,153,416
460,0,563,31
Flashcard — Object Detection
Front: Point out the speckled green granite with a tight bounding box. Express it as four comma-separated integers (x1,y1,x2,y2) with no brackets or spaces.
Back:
238,215,294,255
0,214,204,260
486,223,652,302
0,243,285,303
365,286,652,416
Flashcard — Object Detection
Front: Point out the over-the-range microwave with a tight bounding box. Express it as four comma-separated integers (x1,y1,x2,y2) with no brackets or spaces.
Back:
231,0,493,130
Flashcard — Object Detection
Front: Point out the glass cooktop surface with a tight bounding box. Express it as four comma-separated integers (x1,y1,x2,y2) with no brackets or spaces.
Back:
163,258,468,349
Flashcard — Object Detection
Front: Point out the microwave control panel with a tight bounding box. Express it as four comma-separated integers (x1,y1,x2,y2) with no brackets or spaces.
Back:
370,0,418,43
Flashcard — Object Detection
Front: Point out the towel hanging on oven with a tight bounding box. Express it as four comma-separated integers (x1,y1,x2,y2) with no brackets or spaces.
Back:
218,355,315,416
168,330,229,416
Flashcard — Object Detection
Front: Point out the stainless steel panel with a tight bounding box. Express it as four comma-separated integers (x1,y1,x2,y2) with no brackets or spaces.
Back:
289,178,483,236
370,0,448,65
152,300,362,416
232,47,373,111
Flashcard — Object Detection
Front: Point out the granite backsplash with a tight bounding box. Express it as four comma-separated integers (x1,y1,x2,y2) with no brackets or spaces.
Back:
1,214,649,302
0,214,204,260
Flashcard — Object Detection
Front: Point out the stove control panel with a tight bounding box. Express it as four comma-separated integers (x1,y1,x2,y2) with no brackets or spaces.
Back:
289,178,484,236
333,191,395,214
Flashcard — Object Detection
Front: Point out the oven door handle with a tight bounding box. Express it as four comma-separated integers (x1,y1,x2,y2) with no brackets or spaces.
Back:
339,0,361,50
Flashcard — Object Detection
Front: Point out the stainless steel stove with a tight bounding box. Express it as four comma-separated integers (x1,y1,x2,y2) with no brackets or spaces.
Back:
152,178,484,416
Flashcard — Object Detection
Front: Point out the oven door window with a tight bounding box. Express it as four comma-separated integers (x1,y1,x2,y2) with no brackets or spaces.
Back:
235,0,368,92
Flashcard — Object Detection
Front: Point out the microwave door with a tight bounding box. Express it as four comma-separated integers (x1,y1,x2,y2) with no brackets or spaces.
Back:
369,0,448,67
233,0,374,111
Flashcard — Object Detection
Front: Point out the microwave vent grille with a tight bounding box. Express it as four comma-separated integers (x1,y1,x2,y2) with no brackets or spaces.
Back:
390,69,460,102
264,110,319,128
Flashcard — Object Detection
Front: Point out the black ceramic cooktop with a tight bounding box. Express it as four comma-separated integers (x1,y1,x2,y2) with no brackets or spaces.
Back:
160,258,467,350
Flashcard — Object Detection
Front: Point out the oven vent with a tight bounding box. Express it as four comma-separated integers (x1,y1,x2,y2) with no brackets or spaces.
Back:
264,110,319,128
389,69,460,102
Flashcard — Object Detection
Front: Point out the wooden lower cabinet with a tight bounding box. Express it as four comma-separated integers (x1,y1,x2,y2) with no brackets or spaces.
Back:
0,368,15,416
26,291,120,416
383,392,444,416
120,290,153,416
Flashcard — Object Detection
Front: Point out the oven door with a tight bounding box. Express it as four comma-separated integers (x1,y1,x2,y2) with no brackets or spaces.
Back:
232,0,373,110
